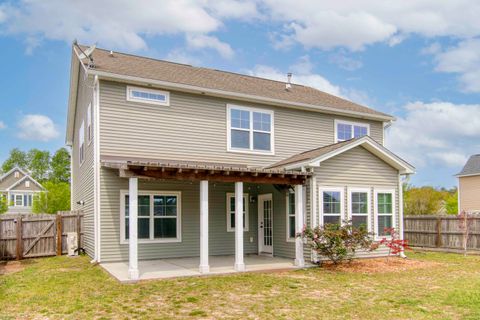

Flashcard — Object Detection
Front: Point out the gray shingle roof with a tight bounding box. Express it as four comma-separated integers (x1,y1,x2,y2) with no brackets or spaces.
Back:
457,155,480,176
81,46,392,120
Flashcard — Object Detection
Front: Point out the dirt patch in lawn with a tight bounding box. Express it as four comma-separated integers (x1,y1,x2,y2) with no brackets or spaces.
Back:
321,257,441,274
0,261,25,275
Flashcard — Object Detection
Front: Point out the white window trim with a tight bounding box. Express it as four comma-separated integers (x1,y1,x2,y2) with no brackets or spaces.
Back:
226,104,275,155
347,187,372,232
334,119,370,143
319,187,345,226
126,85,170,106
25,181,30,188
87,102,93,145
14,194,23,207
120,190,182,244
226,192,249,232
79,120,85,166
286,190,296,242
14,171,20,178
373,188,396,240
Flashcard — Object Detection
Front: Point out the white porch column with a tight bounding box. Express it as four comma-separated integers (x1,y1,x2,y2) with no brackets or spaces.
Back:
199,180,210,273
128,177,139,280
294,184,305,267
234,181,245,271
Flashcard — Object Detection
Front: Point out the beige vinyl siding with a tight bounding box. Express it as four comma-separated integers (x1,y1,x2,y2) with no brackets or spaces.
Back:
99,81,384,168
8,177,42,192
71,67,95,258
0,170,26,190
314,145,400,258
459,175,480,212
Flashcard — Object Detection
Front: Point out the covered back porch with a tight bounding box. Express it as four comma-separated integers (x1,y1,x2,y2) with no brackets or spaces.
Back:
102,157,311,281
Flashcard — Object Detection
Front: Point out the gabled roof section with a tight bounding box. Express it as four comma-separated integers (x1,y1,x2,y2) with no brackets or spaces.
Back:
6,175,45,191
65,44,395,145
268,136,415,174
456,155,480,177
0,166,30,182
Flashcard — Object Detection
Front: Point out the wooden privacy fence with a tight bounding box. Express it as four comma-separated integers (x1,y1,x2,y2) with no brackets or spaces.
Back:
404,215,480,251
0,211,83,260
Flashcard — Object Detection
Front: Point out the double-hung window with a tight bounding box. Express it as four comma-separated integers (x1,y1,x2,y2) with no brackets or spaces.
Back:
319,187,344,225
126,86,170,106
15,194,23,206
79,121,85,165
227,105,274,154
226,193,249,232
286,191,296,241
87,103,93,144
121,191,181,243
349,188,370,231
374,190,395,238
335,120,369,142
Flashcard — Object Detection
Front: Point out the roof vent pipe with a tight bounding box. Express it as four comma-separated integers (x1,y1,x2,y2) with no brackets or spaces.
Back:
286,73,292,90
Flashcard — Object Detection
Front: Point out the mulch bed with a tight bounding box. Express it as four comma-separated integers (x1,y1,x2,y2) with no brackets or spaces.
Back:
0,261,25,275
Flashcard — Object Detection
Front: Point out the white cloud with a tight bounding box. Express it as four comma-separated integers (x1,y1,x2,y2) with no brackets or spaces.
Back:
386,101,480,169
0,121,6,129
186,34,234,59
430,39,480,92
329,51,363,71
262,1,480,51
0,0,248,53
17,114,59,142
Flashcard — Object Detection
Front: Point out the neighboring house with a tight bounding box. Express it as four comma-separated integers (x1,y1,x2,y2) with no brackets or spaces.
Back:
66,44,415,280
456,155,480,213
0,167,44,214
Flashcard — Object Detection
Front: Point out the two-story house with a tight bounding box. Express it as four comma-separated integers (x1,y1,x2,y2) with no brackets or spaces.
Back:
0,167,44,214
456,155,480,213
67,44,414,281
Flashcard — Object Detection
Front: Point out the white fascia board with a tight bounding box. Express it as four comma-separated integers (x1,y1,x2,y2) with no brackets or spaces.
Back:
66,47,83,146
0,166,30,182
89,69,395,122
455,173,480,178
285,137,415,174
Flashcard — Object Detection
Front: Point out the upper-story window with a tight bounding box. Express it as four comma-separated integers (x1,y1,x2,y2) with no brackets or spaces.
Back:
14,171,20,178
126,86,170,106
335,120,370,142
87,103,93,144
25,181,30,188
227,105,274,154
79,121,85,166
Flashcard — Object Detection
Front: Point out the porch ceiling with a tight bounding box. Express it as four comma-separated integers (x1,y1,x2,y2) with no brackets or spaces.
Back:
101,156,311,185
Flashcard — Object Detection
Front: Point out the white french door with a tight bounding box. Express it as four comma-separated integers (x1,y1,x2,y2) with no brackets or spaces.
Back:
258,194,273,254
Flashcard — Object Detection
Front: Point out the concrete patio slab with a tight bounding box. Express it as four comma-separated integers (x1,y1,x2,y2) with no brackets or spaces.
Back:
101,254,301,282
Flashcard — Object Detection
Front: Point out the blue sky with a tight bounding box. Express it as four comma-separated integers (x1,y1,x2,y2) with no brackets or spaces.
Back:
1,1,480,188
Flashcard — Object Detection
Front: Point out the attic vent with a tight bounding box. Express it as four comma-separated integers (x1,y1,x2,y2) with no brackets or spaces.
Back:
286,73,292,90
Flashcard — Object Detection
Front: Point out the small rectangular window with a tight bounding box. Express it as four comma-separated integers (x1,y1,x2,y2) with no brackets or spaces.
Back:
320,187,344,226
126,86,170,106
87,103,93,143
286,192,296,241
226,193,249,232
335,120,369,142
14,171,20,178
15,194,23,206
79,121,85,165
228,105,274,154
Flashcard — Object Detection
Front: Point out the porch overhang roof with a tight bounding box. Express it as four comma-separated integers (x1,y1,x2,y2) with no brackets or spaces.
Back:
101,156,311,185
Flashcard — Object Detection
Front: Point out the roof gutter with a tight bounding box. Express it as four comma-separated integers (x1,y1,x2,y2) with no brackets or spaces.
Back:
88,69,396,122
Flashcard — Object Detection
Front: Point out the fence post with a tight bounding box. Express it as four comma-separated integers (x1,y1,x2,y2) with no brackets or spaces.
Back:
56,214,62,256
435,216,442,247
15,217,23,260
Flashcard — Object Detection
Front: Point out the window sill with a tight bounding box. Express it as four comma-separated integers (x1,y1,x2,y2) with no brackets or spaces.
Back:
286,238,296,243
227,148,274,156
226,229,249,233
121,238,182,245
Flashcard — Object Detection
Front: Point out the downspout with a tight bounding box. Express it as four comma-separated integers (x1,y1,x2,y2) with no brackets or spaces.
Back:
398,173,407,258
92,75,101,263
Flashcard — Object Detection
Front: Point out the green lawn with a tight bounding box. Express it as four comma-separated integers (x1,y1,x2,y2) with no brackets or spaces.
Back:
1,252,480,319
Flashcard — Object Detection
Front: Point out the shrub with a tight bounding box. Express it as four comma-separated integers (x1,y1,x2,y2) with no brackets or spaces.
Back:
301,222,377,265
379,227,410,258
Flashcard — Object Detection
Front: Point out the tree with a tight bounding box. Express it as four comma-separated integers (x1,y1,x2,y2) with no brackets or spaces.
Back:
0,196,8,214
2,148,28,173
27,149,50,182
32,181,70,214
50,148,71,183
444,190,458,215
404,186,444,215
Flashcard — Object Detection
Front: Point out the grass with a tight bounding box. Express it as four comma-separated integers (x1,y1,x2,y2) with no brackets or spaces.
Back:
1,252,480,319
